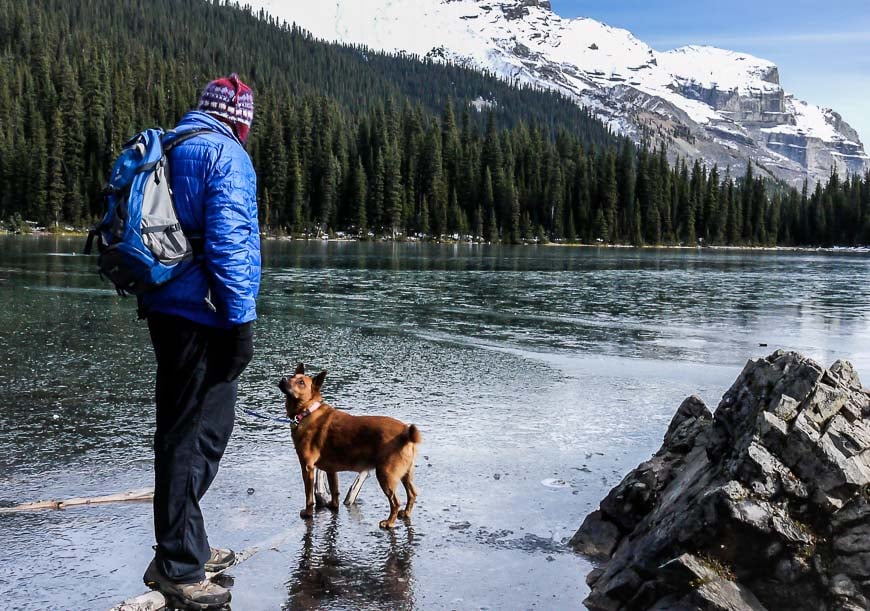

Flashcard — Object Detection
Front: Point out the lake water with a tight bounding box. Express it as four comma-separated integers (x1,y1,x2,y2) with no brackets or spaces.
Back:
1,236,868,610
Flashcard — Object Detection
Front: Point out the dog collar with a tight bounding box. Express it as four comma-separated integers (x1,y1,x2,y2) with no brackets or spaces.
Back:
290,401,322,430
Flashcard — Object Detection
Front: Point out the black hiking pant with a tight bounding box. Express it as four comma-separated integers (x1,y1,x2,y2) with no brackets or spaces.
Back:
147,313,254,583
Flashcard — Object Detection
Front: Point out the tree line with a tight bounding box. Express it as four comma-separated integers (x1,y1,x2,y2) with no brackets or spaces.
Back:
2,0,869,246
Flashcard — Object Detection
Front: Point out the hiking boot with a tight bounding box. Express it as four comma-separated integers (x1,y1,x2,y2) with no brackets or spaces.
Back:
143,558,231,610
205,547,236,573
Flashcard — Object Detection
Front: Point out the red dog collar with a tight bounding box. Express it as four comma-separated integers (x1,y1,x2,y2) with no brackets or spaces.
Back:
291,401,322,430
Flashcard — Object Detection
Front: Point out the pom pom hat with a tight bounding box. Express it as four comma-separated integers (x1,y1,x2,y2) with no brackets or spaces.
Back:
197,73,254,143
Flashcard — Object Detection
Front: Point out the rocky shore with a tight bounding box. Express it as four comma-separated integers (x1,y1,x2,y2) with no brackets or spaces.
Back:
572,351,870,610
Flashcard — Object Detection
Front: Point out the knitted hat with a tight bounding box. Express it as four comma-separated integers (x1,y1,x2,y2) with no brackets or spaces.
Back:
197,73,254,143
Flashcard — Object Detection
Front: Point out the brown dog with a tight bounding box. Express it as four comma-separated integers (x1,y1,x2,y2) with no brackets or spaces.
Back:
278,363,421,529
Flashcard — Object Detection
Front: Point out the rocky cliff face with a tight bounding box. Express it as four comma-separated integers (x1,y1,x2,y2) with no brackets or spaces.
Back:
572,351,870,610
247,0,869,187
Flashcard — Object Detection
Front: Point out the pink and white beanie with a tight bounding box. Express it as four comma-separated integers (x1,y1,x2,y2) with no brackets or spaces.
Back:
197,73,254,143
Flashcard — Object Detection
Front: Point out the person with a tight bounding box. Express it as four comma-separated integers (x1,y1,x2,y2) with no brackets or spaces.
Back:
139,73,260,609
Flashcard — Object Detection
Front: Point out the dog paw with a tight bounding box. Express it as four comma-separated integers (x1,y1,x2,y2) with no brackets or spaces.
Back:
398,510,410,519
299,509,313,519
379,520,395,529
327,501,340,512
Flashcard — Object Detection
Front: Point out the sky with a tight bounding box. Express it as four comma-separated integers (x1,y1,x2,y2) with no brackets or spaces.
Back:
550,0,870,145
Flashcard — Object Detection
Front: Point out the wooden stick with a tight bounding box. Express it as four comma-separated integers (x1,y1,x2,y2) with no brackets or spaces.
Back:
344,470,370,506
314,469,370,506
0,488,154,514
111,526,299,611
314,469,330,507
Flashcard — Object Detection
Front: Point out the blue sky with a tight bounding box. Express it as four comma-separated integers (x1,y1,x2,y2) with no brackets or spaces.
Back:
550,0,870,145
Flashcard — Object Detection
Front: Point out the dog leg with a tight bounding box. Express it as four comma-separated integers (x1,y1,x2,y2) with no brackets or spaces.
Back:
300,463,316,519
326,471,340,511
398,468,417,520
376,469,401,529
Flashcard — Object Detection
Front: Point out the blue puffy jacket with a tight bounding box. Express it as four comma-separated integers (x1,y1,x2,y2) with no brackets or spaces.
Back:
139,111,261,328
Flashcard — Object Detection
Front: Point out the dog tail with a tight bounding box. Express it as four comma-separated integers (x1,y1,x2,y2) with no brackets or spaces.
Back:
406,424,422,444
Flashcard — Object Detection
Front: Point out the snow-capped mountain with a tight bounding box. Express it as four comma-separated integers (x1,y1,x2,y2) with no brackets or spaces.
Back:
249,0,868,186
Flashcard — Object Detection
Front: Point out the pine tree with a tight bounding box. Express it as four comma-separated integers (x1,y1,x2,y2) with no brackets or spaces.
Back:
261,188,273,234
574,154,591,241
704,165,720,243
384,146,405,236
352,157,368,236
290,159,305,234
658,146,673,241
751,174,767,245
676,161,695,245
421,126,447,236
28,107,49,225
714,167,728,244
545,154,564,239
369,155,386,232
419,195,430,237
482,111,502,175
767,192,782,246
473,205,483,240
604,152,619,242
508,191,521,244
617,143,636,243
486,208,499,243
441,99,461,189
264,109,288,227
482,167,495,221
566,208,577,243
58,58,85,225
319,153,341,231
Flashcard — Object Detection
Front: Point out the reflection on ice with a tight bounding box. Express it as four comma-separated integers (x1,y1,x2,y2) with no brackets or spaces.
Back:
286,514,416,610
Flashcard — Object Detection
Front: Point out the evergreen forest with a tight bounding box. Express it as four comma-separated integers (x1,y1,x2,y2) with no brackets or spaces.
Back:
2,0,869,246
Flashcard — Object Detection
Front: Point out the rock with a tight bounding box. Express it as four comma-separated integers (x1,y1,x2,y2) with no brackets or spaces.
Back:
573,351,870,610
595,396,713,536
570,510,621,560
832,496,870,529
586,567,605,587
829,574,870,610
833,523,870,554
657,554,767,611
664,395,712,453
830,361,863,391
769,394,799,422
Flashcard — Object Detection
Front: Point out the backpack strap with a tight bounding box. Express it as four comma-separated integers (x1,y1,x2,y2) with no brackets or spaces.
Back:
162,128,211,153
161,128,212,258
188,237,206,257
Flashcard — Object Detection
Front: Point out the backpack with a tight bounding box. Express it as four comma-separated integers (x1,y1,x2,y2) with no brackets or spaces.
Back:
84,128,207,295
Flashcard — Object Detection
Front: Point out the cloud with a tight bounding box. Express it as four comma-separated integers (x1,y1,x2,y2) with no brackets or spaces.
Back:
649,31,870,49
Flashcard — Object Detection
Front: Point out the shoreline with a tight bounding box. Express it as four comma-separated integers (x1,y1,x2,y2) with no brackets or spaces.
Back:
3,230,868,254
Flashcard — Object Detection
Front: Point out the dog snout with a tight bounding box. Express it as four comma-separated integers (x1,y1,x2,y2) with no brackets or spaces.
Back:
278,377,289,394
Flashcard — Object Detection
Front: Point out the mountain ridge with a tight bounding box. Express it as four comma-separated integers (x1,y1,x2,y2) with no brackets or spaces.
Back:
249,0,869,186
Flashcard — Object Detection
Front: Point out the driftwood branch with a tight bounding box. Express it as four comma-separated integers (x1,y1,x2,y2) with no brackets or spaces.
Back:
344,470,370,505
313,469,370,506
111,526,299,611
0,488,154,514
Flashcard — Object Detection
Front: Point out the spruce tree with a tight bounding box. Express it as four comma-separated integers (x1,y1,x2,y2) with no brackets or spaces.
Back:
352,158,368,236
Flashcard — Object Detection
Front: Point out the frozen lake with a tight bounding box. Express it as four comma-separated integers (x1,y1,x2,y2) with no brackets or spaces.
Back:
1,237,868,609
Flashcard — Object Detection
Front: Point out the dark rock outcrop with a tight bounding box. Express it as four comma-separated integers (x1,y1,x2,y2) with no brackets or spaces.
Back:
573,351,870,610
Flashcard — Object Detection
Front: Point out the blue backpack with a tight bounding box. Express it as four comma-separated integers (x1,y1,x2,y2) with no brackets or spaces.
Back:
85,128,206,295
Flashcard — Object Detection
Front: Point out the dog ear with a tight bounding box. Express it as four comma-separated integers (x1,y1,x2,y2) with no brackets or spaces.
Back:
313,370,327,390
295,363,305,375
